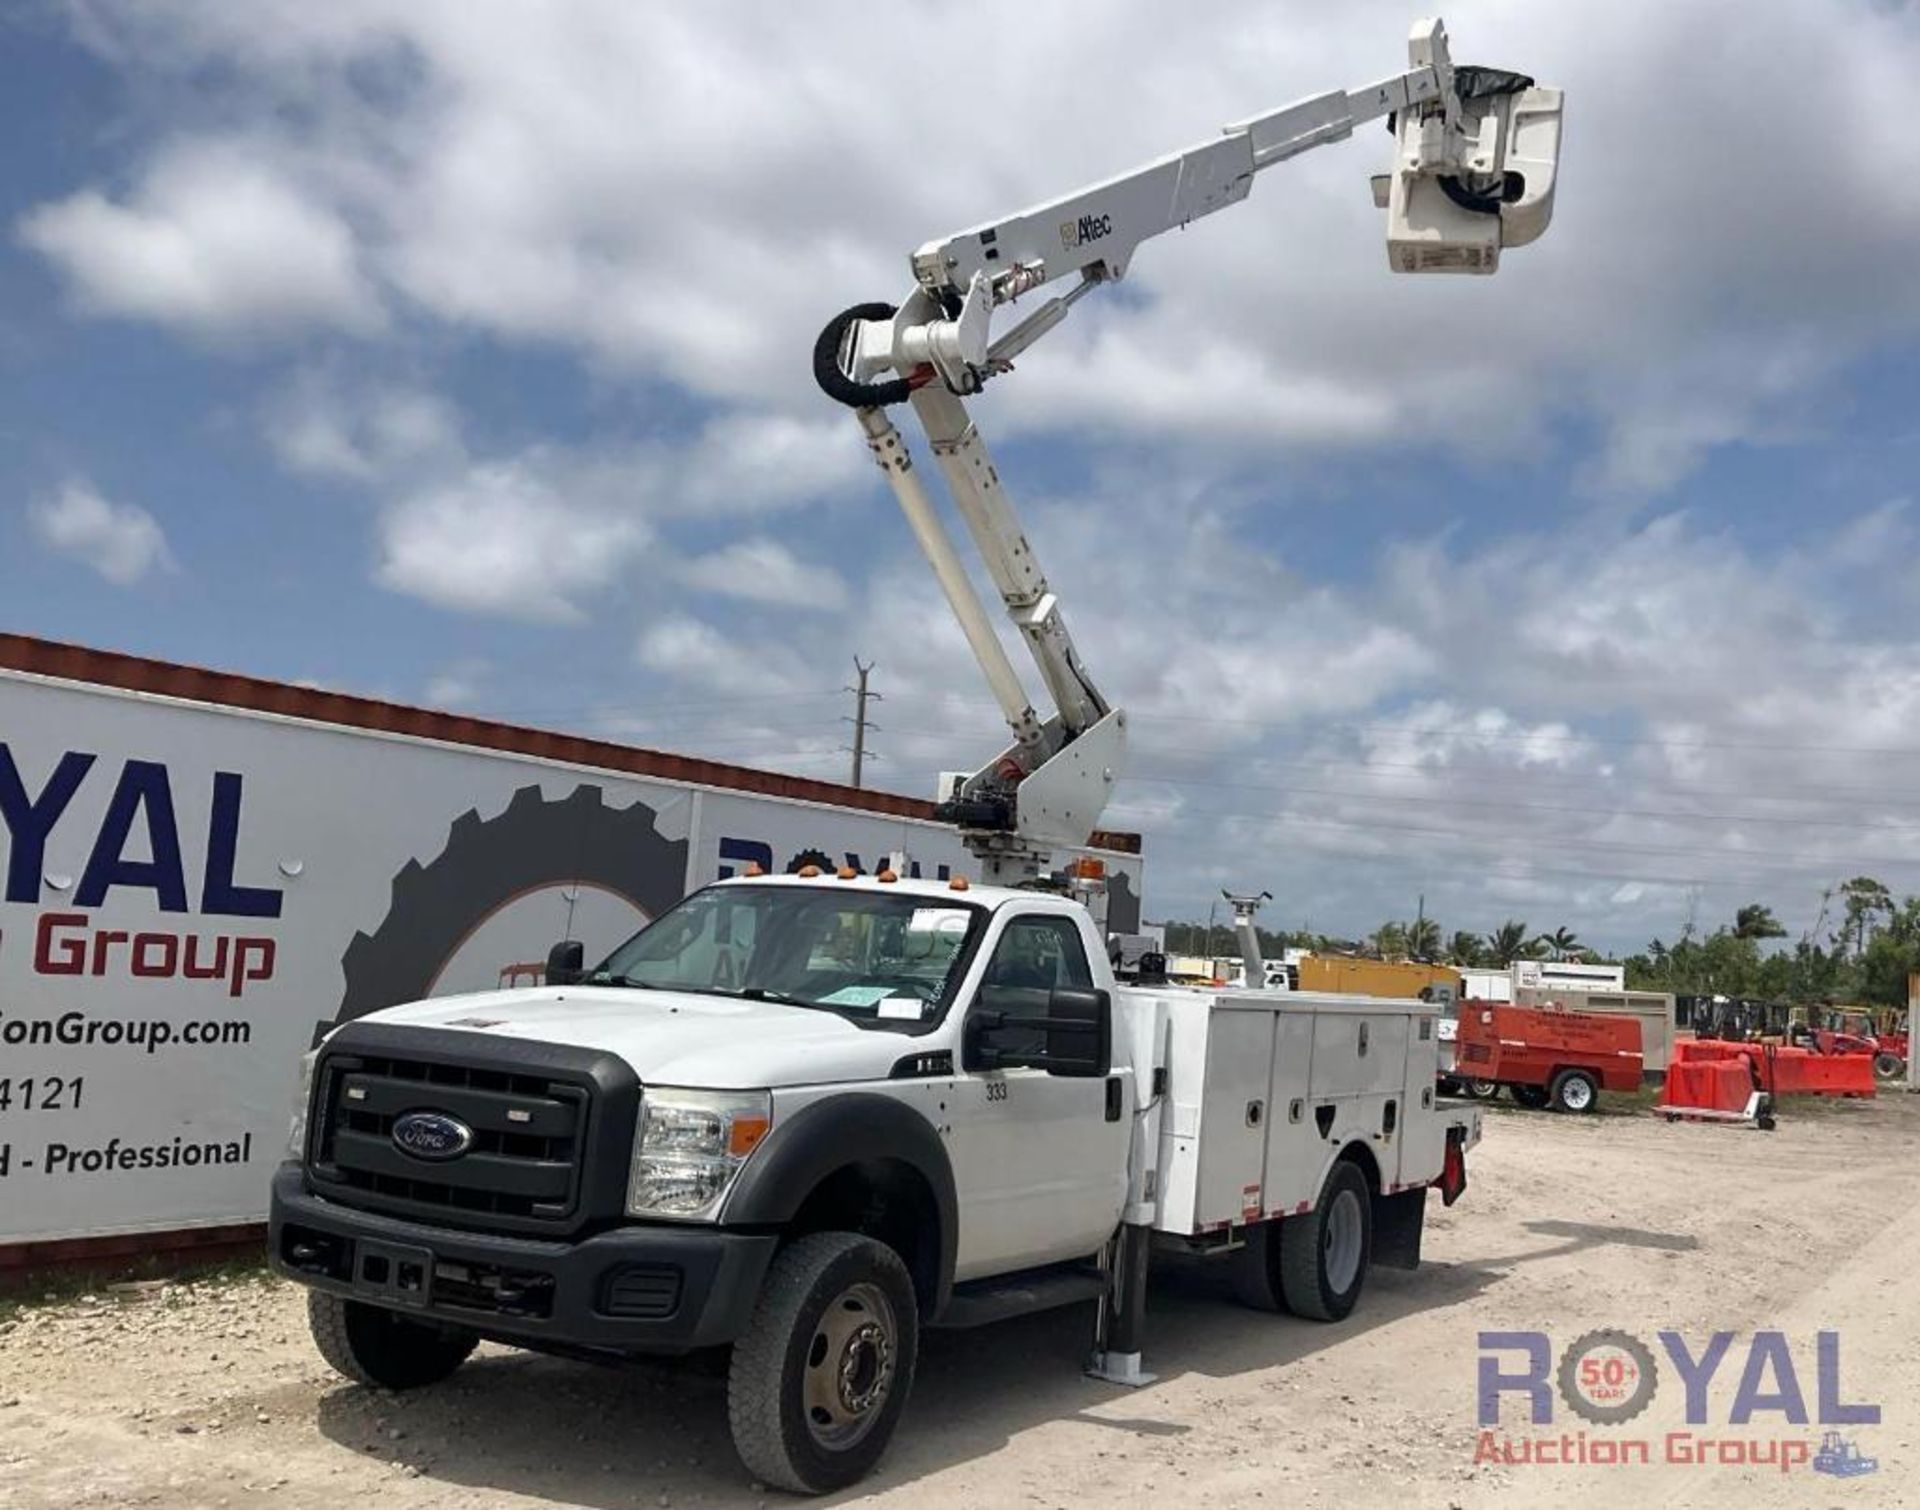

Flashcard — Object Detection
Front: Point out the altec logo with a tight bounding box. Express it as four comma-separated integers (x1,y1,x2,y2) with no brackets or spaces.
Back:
0,746,283,997
1477,1329,1880,1474
1058,211,1113,250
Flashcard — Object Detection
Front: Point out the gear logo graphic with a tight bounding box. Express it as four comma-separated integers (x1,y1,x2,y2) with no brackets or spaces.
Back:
1557,1328,1658,1425
330,784,688,1034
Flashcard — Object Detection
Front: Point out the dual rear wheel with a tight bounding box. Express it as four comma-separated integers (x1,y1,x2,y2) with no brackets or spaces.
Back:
1233,1160,1372,1323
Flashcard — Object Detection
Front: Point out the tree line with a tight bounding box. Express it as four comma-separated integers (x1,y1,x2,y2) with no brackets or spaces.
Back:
1155,876,1919,1008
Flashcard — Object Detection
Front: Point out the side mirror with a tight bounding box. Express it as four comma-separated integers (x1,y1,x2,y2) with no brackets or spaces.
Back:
967,986,1112,1078
546,940,585,987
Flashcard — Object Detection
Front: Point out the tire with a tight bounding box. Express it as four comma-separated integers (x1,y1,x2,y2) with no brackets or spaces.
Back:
1230,1220,1293,1313
306,1292,476,1390
1510,1084,1551,1111
1874,1053,1905,1082
1549,1069,1600,1114
1464,1078,1502,1101
728,1233,919,1495
1278,1160,1372,1322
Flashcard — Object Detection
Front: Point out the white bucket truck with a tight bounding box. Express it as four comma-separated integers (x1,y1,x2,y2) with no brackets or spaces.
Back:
273,18,1562,1493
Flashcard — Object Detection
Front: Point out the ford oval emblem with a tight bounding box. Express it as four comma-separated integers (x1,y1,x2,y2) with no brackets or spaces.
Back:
391,1111,474,1162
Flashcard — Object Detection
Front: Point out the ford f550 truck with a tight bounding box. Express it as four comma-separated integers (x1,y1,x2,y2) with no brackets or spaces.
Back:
275,869,1479,1491
273,17,1561,1491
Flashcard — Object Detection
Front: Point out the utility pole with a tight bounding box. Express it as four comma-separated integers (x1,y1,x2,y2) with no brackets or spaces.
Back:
844,657,880,788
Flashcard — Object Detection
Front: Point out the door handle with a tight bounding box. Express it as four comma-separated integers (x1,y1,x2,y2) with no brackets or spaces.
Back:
1104,1074,1123,1122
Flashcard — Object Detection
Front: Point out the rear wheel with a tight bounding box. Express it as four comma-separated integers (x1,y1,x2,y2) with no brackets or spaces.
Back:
728,1232,918,1495
306,1292,476,1390
1464,1078,1501,1101
1549,1068,1600,1114
1874,1052,1905,1082
1278,1161,1372,1322
1510,1084,1551,1110
1230,1219,1293,1313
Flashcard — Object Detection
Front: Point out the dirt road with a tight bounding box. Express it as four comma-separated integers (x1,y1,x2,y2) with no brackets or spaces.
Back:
3,1096,1915,1508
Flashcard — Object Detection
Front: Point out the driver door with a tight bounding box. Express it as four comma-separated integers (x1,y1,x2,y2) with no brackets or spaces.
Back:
945,911,1129,1281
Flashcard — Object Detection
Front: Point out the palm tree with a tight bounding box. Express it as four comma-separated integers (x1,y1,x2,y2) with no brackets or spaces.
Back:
1534,925,1582,961
1370,921,1409,959
1449,931,1486,968
1405,916,1442,961
1733,904,1786,941
1487,920,1530,966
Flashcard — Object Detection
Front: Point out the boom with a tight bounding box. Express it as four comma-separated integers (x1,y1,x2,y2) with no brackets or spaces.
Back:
816,18,1563,885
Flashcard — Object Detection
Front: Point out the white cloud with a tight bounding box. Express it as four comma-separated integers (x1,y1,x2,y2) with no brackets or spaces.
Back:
28,479,176,585
680,538,847,611
28,1,1920,488
19,1,1920,946
263,372,464,482
376,456,648,624
423,660,489,709
634,613,816,700
19,140,381,341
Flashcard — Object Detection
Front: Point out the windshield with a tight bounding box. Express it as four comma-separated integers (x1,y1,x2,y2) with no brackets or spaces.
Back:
589,884,985,1023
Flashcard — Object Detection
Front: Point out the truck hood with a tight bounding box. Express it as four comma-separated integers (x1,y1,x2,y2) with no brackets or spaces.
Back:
348,986,904,1088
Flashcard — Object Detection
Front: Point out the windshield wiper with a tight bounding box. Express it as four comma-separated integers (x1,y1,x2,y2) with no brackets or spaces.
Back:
737,986,810,1006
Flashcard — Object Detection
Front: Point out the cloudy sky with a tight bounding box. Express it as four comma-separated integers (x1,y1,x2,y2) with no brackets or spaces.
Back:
3,0,1918,953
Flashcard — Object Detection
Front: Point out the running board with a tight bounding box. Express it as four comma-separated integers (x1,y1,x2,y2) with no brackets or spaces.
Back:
933,1267,1108,1329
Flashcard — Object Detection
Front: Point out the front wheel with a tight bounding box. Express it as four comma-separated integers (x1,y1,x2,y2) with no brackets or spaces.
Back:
728,1232,919,1495
1550,1068,1600,1114
1874,1052,1905,1082
306,1292,476,1390
1279,1160,1372,1322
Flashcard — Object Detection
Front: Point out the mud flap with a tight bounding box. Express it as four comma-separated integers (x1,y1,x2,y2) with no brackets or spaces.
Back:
1370,1188,1427,1271
1438,1125,1469,1207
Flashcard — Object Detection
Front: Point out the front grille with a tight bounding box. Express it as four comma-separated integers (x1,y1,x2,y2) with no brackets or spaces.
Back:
312,1050,590,1229
600,1263,682,1319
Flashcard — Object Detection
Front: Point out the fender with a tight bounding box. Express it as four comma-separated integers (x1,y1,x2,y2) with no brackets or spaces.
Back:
722,1092,959,1315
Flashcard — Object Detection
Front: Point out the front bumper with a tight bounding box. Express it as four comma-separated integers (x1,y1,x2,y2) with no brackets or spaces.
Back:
270,1163,776,1355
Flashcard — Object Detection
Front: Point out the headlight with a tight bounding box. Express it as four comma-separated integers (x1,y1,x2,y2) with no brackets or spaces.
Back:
286,1048,320,1160
626,1089,772,1221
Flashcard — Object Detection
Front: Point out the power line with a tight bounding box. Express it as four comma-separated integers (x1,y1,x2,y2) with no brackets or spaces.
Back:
877,690,1920,759
1124,770,1920,835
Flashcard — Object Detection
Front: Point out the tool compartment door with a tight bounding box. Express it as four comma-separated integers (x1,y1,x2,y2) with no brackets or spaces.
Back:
1261,1007,1323,1215
1162,1005,1275,1231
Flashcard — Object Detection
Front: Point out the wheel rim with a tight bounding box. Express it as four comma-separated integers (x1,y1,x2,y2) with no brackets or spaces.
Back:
1562,1077,1594,1111
1468,1079,1499,1100
1323,1189,1364,1295
802,1281,897,1451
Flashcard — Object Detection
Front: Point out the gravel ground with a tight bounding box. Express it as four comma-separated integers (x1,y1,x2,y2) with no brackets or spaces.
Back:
3,1093,1916,1508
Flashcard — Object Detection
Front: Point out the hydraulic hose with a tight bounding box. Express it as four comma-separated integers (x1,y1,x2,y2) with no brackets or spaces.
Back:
814,302,915,408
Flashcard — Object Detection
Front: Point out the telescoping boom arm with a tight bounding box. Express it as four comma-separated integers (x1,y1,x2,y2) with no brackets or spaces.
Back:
816,19,1563,884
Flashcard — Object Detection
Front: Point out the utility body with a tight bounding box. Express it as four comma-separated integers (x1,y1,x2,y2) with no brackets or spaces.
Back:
271,17,1563,1494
